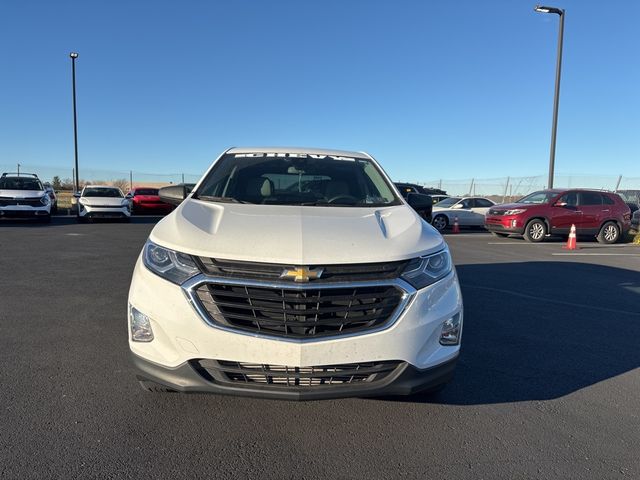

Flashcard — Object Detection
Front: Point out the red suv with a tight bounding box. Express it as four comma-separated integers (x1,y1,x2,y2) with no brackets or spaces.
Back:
485,189,631,243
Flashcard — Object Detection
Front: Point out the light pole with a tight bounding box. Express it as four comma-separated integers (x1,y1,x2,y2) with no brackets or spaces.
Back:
534,5,565,189
70,52,80,192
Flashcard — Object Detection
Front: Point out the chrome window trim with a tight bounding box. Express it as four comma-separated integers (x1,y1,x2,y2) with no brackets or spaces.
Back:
181,274,417,344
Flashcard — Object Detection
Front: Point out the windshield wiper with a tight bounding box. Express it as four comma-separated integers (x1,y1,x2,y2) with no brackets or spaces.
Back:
196,195,250,204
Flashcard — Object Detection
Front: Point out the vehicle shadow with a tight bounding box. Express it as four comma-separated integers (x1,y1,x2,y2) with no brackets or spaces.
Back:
393,261,640,405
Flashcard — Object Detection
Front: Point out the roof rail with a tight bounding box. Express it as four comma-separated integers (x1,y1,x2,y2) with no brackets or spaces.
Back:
1,172,39,178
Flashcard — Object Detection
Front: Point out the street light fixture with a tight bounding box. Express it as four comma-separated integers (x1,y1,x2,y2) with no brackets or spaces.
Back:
534,5,565,189
70,52,80,192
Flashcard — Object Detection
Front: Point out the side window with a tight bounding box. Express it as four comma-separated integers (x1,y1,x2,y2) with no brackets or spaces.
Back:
602,195,614,205
579,192,602,206
475,199,494,208
558,192,578,206
460,199,472,209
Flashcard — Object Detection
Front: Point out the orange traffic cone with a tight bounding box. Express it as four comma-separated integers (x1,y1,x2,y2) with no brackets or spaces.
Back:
452,216,460,234
563,224,578,250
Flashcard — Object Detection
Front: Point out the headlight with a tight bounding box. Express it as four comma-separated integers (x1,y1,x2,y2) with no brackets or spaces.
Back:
401,248,452,289
504,209,526,215
121,199,130,207
79,197,88,206
142,240,200,284
40,195,50,206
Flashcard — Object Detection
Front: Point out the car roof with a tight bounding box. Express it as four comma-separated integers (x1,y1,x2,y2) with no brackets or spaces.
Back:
227,146,369,158
84,185,120,189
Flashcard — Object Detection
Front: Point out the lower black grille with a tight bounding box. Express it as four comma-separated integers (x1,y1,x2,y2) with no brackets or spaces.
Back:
194,359,401,388
194,283,404,338
0,197,43,207
488,209,506,216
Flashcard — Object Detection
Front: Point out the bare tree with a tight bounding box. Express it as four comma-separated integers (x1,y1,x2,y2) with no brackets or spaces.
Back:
111,178,130,192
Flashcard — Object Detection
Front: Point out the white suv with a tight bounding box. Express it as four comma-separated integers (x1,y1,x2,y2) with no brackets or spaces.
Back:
128,147,463,400
0,173,52,222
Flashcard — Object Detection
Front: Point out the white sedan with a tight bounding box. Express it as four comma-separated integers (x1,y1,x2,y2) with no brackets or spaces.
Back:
431,196,495,231
75,185,131,222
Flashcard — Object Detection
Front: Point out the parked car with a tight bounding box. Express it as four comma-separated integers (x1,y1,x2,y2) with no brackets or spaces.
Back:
630,209,639,234
394,183,433,221
43,183,58,214
430,194,450,204
431,196,495,231
616,190,640,216
130,147,463,400
0,172,52,222
75,185,131,222
127,187,174,215
485,189,632,244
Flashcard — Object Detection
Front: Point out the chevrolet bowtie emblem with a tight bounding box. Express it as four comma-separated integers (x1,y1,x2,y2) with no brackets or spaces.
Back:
280,266,324,282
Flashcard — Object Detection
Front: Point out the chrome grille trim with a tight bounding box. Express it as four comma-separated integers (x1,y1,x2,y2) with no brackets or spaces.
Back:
182,274,416,343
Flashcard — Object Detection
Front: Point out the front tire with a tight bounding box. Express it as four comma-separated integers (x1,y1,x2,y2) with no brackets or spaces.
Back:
432,214,449,232
524,219,547,242
597,221,620,244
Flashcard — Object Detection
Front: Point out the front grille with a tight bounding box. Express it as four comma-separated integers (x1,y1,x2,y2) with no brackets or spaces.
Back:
488,209,505,216
197,258,408,282
193,359,401,388
0,197,42,207
194,283,405,338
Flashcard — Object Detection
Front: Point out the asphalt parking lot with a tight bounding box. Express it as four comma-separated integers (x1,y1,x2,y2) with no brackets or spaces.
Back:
1,218,639,479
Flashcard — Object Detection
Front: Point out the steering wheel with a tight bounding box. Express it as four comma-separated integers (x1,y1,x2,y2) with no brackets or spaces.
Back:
327,195,359,204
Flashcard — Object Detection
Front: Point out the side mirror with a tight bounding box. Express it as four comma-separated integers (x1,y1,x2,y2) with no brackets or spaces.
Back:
125,193,133,199
159,184,193,206
73,193,81,198
407,193,433,210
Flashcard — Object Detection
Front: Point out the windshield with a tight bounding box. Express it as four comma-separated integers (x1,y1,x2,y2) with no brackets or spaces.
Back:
434,197,461,207
195,153,401,207
0,177,43,191
134,189,159,196
517,191,558,204
83,187,123,198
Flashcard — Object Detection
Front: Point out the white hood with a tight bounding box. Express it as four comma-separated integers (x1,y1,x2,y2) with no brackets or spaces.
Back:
149,199,445,265
0,189,45,198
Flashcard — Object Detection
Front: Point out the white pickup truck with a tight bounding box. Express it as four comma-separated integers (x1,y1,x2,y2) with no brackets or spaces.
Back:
128,147,463,400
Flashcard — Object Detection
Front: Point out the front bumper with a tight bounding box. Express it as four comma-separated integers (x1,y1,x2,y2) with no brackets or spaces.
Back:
485,215,525,234
128,256,463,398
79,204,131,218
132,352,457,400
0,205,50,218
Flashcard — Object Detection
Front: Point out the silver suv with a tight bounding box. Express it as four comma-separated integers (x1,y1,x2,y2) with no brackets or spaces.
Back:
0,173,52,222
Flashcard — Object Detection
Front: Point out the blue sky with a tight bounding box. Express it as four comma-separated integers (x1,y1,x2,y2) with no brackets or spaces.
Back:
0,0,638,182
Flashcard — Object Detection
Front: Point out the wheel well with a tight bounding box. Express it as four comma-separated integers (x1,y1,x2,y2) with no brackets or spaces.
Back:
525,217,550,231
598,219,621,232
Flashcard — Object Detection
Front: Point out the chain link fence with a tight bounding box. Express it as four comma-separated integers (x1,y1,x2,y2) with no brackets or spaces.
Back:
418,174,640,202
0,163,202,191
3,163,638,201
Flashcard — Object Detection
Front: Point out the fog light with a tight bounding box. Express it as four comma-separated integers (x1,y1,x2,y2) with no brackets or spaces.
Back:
440,313,461,345
511,219,517,228
130,306,154,342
